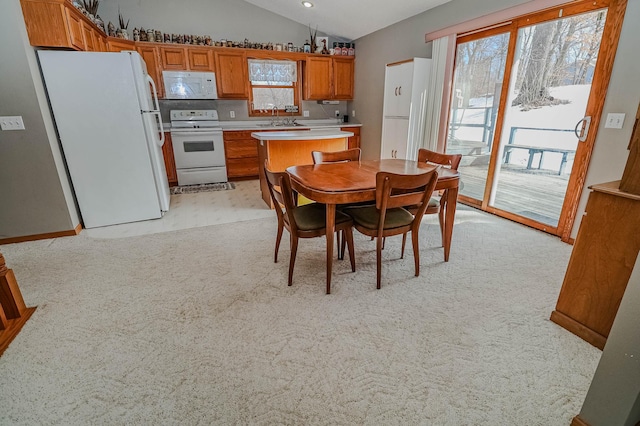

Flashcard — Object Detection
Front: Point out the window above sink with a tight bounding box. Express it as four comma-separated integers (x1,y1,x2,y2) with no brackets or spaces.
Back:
247,59,300,117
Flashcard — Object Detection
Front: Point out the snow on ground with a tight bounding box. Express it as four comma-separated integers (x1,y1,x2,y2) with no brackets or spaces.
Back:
451,84,592,172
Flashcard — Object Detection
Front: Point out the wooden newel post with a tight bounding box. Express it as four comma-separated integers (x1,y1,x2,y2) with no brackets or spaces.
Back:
0,251,36,356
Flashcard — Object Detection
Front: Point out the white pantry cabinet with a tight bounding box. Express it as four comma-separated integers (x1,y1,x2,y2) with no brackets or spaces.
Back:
380,58,431,161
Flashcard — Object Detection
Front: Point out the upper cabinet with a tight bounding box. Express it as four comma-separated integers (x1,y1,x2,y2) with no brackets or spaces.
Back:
20,0,107,51
304,56,354,100
332,57,355,100
187,47,215,71
136,44,164,98
304,56,333,100
19,3,355,101
214,50,249,99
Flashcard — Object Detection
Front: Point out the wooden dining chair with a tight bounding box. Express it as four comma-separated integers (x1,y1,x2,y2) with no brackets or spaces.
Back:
413,148,462,246
344,169,439,289
311,148,361,164
311,147,363,259
264,166,356,286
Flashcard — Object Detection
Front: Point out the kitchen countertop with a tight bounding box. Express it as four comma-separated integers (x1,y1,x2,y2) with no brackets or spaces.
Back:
251,129,354,141
162,119,361,131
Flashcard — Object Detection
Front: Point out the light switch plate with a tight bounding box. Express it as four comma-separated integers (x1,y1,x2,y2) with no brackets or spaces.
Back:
229,111,235,118
605,113,625,129
352,110,356,117
0,116,25,131
303,110,309,117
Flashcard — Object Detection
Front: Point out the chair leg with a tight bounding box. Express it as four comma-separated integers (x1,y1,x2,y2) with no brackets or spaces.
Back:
412,230,420,277
401,233,407,259
344,227,356,272
439,197,447,247
274,219,284,263
288,234,299,286
341,230,347,261
376,236,383,289
336,230,343,260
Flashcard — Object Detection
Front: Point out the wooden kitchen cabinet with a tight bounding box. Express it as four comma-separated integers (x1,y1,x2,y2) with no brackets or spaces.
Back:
551,181,640,349
162,132,178,186
136,44,164,97
304,56,332,100
342,126,360,149
187,47,215,71
304,56,355,100
20,0,106,51
160,47,188,70
214,50,249,99
223,131,260,179
333,57,355,100
107,37,135,52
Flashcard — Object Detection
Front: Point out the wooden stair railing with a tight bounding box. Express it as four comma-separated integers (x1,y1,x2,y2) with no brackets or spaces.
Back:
0,252,36,356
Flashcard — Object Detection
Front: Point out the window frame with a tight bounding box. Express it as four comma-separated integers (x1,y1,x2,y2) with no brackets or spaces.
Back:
247,59,302,117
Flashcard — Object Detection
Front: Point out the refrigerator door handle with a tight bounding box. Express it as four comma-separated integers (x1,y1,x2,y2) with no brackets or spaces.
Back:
147,75,161,112
155,111,165,146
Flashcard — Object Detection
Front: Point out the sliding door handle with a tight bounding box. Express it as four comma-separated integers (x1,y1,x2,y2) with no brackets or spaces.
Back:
574,116,591,142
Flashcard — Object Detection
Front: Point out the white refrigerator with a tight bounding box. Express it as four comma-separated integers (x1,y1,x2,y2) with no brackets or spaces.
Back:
38,50,170,228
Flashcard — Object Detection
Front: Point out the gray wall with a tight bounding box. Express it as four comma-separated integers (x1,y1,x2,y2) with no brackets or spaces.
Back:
351,0,640,238
577,252,640,425
0,0,79,240
99,0,316,51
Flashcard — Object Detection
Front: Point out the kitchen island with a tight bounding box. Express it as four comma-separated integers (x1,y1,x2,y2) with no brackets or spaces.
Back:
253,129,354,207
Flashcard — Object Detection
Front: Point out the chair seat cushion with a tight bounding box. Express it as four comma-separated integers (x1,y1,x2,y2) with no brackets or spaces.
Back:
343,205,413,230
293,203,352,231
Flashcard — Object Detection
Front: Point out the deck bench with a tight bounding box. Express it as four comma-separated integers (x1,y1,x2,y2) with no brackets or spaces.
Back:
503,144,576,175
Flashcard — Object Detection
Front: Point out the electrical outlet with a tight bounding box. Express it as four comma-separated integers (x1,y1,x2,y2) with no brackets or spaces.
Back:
229,111,235,119
0,116,25,131
335,110,340,117
604,112,625,129
352,110,356,118
303,110,309,117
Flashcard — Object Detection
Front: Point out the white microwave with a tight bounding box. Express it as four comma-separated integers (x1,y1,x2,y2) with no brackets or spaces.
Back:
162,71,218,99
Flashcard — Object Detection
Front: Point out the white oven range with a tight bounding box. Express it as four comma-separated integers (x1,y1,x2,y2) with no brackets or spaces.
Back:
170,110,227,185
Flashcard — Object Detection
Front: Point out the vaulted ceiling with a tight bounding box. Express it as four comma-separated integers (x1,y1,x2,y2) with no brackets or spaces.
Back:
243,0,453,40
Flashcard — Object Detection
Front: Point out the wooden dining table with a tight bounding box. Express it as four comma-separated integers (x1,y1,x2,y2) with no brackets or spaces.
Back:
286,159,460,294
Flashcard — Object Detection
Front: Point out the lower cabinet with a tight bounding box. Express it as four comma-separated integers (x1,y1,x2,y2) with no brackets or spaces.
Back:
223,131,260,180
162,132,178,186
342,126,360,149
551,181,640,349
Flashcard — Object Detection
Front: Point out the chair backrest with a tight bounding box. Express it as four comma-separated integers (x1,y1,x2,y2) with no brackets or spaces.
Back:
311,148,361,164
375,169,439,217
264,165,298,231
417,148,462,170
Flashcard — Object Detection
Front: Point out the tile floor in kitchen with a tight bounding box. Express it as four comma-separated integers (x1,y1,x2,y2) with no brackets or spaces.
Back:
84,180,273,239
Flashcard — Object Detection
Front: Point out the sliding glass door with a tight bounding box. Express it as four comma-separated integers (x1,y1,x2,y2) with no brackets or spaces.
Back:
445,0,625,238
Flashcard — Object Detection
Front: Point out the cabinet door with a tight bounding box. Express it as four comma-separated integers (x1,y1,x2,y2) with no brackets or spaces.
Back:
107,37,135,52
214,50,249,99
333,57,354,100
381,118,409,159
187,48,215,71
95,35,107,52
342,127,360,149
81,22,95,51
383,62,413,117
161,47,188,70
137,45,164,98
304,56,332,100
65,8,85,50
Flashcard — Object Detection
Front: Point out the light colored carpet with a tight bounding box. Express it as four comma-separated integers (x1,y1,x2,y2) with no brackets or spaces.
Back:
0,208,600,425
